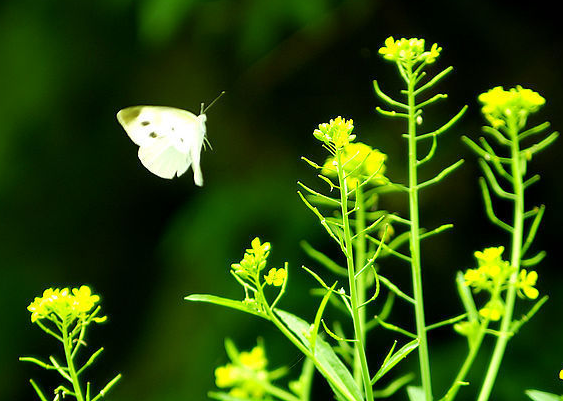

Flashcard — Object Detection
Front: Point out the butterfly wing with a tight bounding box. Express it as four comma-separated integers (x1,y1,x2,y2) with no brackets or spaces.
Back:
117,106,206,185
137,136,191,179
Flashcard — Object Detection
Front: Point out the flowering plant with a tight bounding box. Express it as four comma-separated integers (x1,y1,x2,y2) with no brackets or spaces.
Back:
20,286,121,401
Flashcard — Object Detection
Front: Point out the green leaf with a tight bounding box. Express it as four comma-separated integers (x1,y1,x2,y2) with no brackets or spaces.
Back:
407,386,425,401
275,310,364,401
185,294,266,319
208,391,253,401
371,339,419,384
525,390,562,401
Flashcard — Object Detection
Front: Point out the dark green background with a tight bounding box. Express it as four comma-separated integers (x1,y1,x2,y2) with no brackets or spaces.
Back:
1,1,561,400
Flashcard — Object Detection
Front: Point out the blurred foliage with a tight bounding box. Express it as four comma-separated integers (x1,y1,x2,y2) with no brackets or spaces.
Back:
1,0,562,401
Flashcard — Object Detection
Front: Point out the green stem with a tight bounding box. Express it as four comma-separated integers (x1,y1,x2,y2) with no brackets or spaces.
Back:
353,186,368,386
62,322,85,401
477,119,524,401
444,326,486,401
406,68,433,401
337,151,374,401
445,276,503,401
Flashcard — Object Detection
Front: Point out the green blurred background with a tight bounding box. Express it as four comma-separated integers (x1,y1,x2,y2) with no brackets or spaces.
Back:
1,0,562,400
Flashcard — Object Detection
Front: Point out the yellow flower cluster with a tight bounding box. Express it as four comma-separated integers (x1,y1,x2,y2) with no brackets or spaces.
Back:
264,268,286,287
378,36,441,65
215,345,269,399
27,286,101,323
461,247,540,322
322,142,387,188
478,86,545,129
313,116,356,149
464,246,511,292
231,237,271,277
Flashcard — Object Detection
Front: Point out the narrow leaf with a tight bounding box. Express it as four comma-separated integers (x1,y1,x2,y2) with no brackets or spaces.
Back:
371,339,419,384
185,294,266,319
525,390,562,401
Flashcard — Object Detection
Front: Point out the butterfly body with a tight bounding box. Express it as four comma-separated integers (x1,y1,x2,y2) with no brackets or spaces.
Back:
117,106,207,185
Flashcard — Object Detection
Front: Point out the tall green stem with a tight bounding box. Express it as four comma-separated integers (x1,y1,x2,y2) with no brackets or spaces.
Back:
337,151,374,401
353,186,368,386
63,322,85,401
477,120,524,401
406,68,433,401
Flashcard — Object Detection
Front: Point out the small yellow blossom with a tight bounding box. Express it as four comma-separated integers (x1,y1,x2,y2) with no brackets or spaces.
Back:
248,237,271,260
215,364,240,388
232,238,271,276
322,142,387,188
478,86,545,129
479,299,504,321
239,346,268,370
516,269,539,299
313,116,356,149
475,246,504,265
264,268,286,287
463,268,483,287
559,369,563,380
72,286,100,313
378,36,441,65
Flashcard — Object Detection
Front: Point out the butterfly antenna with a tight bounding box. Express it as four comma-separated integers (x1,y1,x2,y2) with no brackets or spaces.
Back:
203,136,213,151
202,91,226,114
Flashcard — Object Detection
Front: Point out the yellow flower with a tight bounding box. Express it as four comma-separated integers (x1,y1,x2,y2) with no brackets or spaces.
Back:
264,268,286,287
313,116,355,149
215,364,240,388
72,286,100,313
517,269,539,299
559,369,563,380
239,346,267,370
232,238,271,276
474,246,504,265
478,86,545,129
463,268,483,287
479,299,504,321
249,237,271,259
322,142,387,188
378,36,441,65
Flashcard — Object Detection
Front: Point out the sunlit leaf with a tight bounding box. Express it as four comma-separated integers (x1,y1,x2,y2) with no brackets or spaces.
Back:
276,309,364,401
525,390,562,401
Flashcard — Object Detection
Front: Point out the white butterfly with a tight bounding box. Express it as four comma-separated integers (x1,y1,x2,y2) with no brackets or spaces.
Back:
117,105,209,185
117,92,224,186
